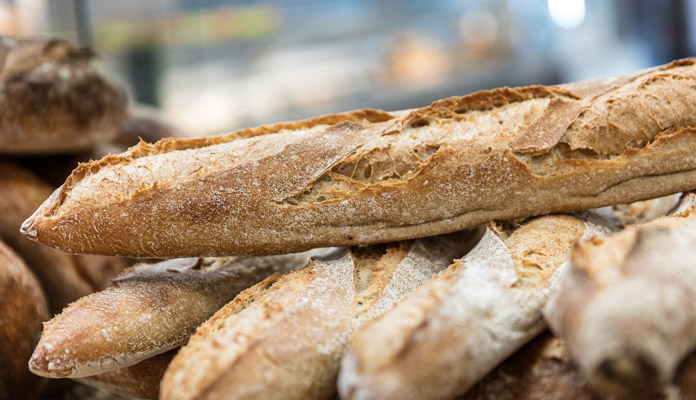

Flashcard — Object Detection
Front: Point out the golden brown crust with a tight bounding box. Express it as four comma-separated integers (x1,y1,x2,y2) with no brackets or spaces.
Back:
161,232,478,400
0,239,49,400
0,36,125,154
77,350,176,400
21,58,696,257
338,214,610,400
545,192,696,395
29,251,321,378
0,161,125,312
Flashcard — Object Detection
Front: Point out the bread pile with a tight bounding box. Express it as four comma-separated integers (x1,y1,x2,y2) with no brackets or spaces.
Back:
3,41,696,399
0,36,179,399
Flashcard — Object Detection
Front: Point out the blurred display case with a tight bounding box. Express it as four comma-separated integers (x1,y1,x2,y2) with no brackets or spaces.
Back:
1,0,693,135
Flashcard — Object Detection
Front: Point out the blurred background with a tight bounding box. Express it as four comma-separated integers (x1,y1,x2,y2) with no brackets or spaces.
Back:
1,0,693,136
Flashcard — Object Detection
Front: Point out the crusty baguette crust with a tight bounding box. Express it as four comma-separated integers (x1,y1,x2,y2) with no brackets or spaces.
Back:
22,59,696,257
0,239,49,400
462,332,696,400
29,251,321,378
544,192,696,395
160,231,479,400
0,161,126,312
77,350,176,400
339,214,610,400
0,36,125,153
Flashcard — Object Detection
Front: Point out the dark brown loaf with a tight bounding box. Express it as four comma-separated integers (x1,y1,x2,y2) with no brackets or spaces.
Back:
0,239,49,400
462,332,696,400
0,36,125,153
0,161,126,312
21,58,696,257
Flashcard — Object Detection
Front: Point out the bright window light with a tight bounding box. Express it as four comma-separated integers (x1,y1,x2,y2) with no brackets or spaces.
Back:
548,0,586,29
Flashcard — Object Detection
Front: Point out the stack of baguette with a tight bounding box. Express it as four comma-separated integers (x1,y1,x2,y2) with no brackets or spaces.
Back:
6,44,696,399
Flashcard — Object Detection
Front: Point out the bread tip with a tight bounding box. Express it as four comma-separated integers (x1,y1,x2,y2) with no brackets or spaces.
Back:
28,343,75,379
20,214,38,240
27,349,50,378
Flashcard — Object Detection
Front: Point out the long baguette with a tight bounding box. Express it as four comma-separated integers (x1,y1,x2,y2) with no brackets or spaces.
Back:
21,58,696,257
544,192,696,395
160,230,480,400
0,36,125,153
462,332,696,400
29,250,322,378
0,161,126,312
338,213,611,400
76,350,176,400
0,239,49,400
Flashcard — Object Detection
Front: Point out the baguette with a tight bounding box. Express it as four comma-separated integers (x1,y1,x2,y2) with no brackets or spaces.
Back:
544,192,696,395
0,36,125,153
77,350,176,400
0,161,126,312
160,230,481,400
462,332,696,400
21,58,696,257
338,213,611,400
29,250,323,379
0,239,49,400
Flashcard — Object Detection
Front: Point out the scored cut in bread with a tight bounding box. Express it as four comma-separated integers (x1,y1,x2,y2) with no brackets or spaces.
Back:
21,58,696,257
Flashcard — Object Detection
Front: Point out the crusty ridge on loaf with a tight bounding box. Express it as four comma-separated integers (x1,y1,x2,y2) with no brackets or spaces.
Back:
22,58,696,257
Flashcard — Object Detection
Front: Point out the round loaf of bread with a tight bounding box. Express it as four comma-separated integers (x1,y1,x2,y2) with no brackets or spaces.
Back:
0,239,49,399
0,36,125,153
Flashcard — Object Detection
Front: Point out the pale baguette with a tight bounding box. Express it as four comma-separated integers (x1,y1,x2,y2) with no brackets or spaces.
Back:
338,213,611,400
462,332,696,400
0,36,125,153
0,161,126,312
77,350,175,400
0,239,49,400
544,192,696,395
160,230,481,400
29,250,323,378
21,59,696,257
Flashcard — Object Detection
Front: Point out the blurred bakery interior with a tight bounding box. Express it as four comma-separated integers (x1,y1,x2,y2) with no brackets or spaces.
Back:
5,0,694,136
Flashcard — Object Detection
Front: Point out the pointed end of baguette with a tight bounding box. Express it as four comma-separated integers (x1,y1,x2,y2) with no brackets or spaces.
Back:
21,185,63,244
28,339,74,379
20,213,37,240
